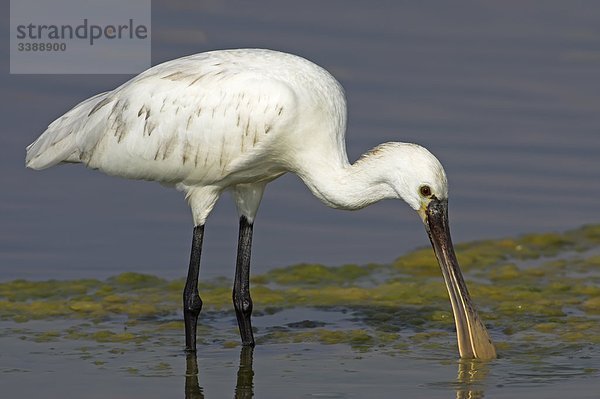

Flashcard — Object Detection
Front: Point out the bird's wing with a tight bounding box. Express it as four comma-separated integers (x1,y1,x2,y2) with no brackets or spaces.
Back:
27,54,297,184
25,91,111,169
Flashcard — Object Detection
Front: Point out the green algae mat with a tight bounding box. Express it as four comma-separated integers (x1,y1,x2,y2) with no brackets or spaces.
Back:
2,224,599,357
2,225,600,398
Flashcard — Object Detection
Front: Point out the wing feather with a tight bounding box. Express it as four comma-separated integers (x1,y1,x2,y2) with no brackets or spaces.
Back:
26,51,303,185
80,55,297,184
25,91,112,169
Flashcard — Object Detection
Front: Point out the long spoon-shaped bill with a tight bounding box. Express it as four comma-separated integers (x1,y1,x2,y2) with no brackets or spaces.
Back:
421,198,496,360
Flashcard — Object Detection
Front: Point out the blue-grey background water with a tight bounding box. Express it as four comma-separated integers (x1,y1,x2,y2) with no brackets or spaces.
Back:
2,1,599,281
2,2,600,398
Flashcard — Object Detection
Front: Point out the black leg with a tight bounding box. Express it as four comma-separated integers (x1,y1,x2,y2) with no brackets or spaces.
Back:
184,225,205,352
233,216,255,346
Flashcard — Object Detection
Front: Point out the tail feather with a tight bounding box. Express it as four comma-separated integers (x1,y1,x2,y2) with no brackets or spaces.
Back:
26,91,111,170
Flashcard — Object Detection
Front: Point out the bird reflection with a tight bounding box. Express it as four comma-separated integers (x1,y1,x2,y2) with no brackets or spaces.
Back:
184,347,255,399
455,359,489,399
184,348,484,398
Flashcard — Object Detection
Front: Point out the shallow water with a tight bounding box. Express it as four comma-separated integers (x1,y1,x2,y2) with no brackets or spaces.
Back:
2,0,600,281
3,1,600,397
3,337,597,399
2,226,599,397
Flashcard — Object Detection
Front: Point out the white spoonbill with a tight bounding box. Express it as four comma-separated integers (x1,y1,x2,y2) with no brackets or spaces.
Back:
25,49,496,359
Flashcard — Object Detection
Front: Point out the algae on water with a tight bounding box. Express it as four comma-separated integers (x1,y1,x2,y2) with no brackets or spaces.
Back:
0,224,599,357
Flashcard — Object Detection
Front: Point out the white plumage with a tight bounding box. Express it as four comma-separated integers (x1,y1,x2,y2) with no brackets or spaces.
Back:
25,49,495,359
26,49,445,223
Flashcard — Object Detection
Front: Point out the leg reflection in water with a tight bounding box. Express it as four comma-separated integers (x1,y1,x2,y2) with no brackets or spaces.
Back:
185,352,204,399
234,347,255,399
184,347,255,399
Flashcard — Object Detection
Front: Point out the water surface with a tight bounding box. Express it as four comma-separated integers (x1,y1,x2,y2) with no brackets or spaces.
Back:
2,226,599,397
2,1,600,397
2,1,600,280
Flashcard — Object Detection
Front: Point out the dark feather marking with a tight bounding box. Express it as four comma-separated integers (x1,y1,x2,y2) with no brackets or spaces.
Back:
88,96,112,116
111,110,128,143
82,135,103,163
137,105,151,120
188,74,206,86
116,128,126,143
108,100,121,121
162,136,177,160
219,134,226,167
203,148,209,167
49,129,72,147
193,145,203,168
107,104,123,141
182,139,193,165
162,71,188,81
144,120,156,136
115,121,124,142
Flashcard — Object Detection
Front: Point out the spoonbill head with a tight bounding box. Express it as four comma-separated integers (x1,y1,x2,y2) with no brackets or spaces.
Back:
348,142,496,359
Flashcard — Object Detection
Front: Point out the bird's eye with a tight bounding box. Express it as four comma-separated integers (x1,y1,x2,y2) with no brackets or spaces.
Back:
420,185,432,198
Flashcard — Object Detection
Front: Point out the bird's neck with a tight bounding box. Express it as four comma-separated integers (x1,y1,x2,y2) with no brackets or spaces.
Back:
297,151,398,210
